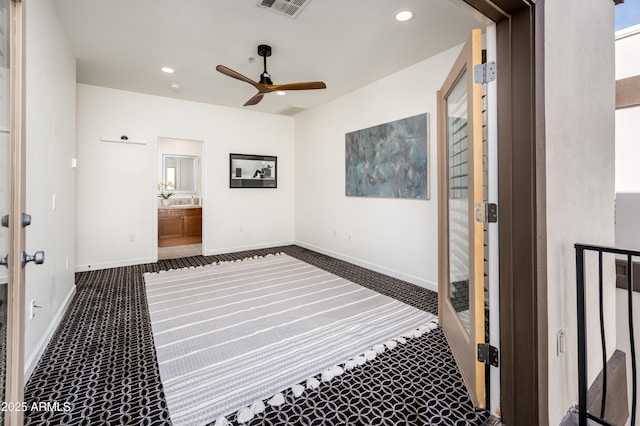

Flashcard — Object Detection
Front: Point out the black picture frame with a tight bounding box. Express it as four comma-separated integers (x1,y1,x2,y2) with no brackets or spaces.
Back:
229,153,278,188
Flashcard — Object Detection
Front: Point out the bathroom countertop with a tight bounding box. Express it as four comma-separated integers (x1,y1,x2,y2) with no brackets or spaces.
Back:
158,205,202,210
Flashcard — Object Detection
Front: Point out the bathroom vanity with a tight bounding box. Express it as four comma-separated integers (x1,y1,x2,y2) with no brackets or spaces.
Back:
158,206,202,247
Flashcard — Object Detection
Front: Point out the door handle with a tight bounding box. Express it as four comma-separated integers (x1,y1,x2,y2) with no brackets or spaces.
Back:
1,213,31,228
22,213,31,227
0,255,7,268
22,251,45,267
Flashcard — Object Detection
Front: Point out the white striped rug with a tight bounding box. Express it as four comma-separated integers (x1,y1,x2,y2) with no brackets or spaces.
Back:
143,253,437,425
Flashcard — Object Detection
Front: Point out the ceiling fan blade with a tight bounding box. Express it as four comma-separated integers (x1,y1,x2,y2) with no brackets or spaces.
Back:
244,93,264,106
272,81,327,91
216,65,261,89
218,50,326,106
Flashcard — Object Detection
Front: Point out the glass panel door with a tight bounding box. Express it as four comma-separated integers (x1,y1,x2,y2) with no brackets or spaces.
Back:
447,69,471,334
437,29,485,408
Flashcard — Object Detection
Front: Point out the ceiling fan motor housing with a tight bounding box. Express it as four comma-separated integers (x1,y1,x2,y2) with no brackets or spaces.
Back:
257,44,272,57
258,44,273,84
260,72,273,85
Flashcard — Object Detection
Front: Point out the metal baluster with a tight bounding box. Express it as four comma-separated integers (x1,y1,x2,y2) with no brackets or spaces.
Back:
629,254,637,426
576,245,587,426
598,250,608,419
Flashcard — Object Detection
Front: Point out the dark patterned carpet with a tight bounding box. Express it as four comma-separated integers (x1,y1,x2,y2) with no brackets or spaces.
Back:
23,245,489,425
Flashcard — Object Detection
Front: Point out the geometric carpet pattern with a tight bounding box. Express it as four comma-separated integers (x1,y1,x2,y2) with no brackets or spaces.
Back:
23,245,489,425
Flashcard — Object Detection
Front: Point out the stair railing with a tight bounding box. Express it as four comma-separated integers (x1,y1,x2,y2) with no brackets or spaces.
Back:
575,244,637,426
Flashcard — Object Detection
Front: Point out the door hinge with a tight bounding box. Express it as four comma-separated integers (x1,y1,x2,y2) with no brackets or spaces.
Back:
475,202,498,223
474,61,496,84
477,343,499,367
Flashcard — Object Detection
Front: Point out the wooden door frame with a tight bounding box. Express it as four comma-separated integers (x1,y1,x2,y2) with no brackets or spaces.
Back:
458,1,546,424
6,0,26,425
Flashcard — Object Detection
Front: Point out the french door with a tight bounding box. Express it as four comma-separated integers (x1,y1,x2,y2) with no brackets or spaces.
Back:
437,29,486,408
1,0,25,425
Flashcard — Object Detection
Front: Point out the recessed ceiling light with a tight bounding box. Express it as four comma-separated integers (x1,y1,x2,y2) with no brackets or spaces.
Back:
169,83,180,90
395,10,414,22
161,67,175,74
276,91,286,96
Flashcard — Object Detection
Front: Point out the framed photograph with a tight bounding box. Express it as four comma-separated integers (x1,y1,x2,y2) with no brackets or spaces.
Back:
230,153,277,188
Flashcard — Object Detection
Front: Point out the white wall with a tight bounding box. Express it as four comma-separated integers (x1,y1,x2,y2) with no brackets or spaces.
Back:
75,84,294,270
615,25,640,194
616,106,640,193
294,45,464,290
615,24,640,80
544,0,617,423
24,0,77,377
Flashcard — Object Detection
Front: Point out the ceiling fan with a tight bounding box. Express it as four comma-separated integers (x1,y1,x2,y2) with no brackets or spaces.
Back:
216,44,326,106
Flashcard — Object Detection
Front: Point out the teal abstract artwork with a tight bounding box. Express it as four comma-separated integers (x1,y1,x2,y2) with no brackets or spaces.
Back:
345,113,429,199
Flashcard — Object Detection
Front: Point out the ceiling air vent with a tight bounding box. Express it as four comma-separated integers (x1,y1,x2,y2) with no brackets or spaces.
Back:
277,106,307,116
256,0,311,18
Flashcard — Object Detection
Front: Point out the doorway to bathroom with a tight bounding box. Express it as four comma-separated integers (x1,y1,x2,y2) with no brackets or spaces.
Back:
156,137,205,260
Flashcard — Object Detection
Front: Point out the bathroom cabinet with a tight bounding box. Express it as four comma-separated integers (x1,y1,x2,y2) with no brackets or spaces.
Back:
158,207,202,247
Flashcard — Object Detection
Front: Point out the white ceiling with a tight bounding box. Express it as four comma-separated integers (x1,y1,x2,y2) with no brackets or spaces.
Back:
52,0,485,114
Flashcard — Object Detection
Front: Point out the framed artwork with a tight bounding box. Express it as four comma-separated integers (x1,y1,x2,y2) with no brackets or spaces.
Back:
345,113,429,199
230,153,277,188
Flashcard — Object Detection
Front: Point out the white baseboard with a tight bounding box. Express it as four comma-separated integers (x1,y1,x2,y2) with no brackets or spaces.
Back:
295,240,438,292
75,256,155,272
24,285,76,381
204,240,295,256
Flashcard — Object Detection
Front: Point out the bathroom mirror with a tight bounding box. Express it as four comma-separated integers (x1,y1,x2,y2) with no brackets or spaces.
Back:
163,154,198,193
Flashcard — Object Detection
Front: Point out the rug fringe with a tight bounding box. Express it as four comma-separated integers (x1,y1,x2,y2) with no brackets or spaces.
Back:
144,252,286,276
214,415,231,426
291,384,305,397
236,407,254,423
250,400,265,414
306,377,320,389
267,392,285,407
231,318,439,424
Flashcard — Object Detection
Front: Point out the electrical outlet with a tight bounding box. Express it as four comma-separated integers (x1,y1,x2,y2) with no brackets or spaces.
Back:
129,234,135,242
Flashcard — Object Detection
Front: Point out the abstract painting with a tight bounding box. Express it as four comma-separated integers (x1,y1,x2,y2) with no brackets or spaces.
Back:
345,113,429,199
